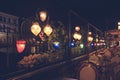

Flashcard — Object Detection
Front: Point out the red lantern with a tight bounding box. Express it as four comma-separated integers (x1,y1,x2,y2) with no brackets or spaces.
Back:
16,40,26,53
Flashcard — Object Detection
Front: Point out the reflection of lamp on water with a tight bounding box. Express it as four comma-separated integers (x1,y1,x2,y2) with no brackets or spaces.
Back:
16,40,26,53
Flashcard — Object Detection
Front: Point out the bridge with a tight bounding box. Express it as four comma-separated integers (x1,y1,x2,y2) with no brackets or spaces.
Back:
0,10,120,80
0,46,120,80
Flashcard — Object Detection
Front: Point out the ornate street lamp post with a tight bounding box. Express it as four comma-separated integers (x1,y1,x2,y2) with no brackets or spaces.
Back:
16,20,27,53
30,9,53,52
31,10,53,36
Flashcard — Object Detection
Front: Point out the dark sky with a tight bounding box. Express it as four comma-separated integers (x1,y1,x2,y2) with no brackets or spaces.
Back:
0,0,120,31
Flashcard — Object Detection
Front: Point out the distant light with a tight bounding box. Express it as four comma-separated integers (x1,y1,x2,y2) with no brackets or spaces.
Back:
75,26,80,31
88,32,92,35
53,41,60,49
80,43,84,48
94,43,97,46
88,36,93,42
73,33,82,40
103,43,106,45
43,24,53,36
118,25,120,30
91,43,94,46
118,22,120,26
100,43,103,46
71,42,75,47
97,43,100,46
96,38,98,42
16,40,26,53
39,11,47,22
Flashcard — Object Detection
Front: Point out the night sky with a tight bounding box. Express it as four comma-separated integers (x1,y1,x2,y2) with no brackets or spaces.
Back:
0,0,120,31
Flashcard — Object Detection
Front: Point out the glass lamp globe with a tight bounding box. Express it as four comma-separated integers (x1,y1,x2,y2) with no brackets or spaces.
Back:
73,33,82,40
88,32,92,35
118,25,120,30
39,11,47,22
43,24,53,36
77,34,82,40
88,36,93,42
75,26,80,31
31,22,41,36
73,33,79,40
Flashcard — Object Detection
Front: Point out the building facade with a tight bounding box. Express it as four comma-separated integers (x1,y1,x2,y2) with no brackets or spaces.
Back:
105,29,120,47
0,12,19,53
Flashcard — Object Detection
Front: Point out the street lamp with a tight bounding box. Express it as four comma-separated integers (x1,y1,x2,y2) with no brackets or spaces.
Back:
88,31,93,42
73,26,82,40
16,20,27,53
30,9,53,52
30,10,53,37
73,32,82,40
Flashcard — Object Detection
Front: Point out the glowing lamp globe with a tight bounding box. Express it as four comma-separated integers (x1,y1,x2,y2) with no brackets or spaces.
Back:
31,22,41,36
73,33,82,40
43,24,53,36
96,38,98,42
88,36,93,42
88,32,92,35
118,26,120,30
16,40,26,53
77,34,82,40
118,22,120,26
39,11,47,22
80,43,84,48
75,26,80,31
73,33,79,40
